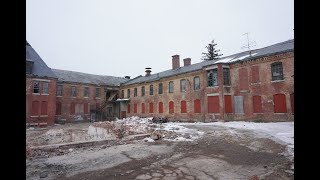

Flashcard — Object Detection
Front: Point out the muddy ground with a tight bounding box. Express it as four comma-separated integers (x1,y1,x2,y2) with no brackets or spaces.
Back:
26,123,294,180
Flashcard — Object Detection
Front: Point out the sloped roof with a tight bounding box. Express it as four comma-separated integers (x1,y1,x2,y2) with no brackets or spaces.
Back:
52,69,129,86
123,39,294,86
26,41,57,79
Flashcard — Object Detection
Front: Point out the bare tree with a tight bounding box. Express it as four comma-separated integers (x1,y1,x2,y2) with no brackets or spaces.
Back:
201,39,223,61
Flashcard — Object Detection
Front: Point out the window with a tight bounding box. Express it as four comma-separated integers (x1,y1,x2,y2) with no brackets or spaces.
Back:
273,94,287,113
134,104,137,113
194,76,200,90
253,96,262,113
141,86,145,96
142,103,145,113
32,101,39,115
207,69,218,87
127,89,130,98
180,79,186,92
71,86,77,97
159,102,163,113
149,103,154,113
169,101,174,113
84,87,89,97
84,103,88,114
41,101,47,115
234,96,244,114
70,102,75,115
158,83,163,94
56,85,63,96
96,88,100,98
134,88,137,97
33,81,39,93
224,95,232,113
169,81,174,93
194,99,201,113
271,62,284,81
42,82,49,94
150,85,153,95
121,90,124,98
181,100,187,113
223,68,231,86
208,96,220,113
56,102,62,115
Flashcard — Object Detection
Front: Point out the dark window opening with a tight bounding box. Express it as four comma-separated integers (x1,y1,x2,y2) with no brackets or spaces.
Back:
207,69,218,87
158,83,163,94
271,62,284,81
33,81,39,93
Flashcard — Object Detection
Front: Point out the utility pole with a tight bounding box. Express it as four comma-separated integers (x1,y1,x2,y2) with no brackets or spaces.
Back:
241,32,257,57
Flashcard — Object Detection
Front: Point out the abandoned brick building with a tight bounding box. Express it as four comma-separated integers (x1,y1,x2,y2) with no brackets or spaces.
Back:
119,39,294,122
26,39,294,125
26,41,128,126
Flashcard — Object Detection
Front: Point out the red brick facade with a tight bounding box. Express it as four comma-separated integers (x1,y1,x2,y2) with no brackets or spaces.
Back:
120,51,294,122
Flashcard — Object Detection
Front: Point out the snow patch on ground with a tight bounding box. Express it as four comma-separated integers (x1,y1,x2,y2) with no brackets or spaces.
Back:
143,137,155,142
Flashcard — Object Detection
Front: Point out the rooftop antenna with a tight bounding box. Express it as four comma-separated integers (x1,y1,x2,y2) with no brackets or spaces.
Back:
241,32,257,57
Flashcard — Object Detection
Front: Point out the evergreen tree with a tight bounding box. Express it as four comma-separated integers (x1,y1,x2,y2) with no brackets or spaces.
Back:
201,39,223,61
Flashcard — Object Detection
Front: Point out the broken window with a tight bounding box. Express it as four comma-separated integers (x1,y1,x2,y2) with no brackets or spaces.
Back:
84,87,89,97
141,86,145,96
134,88,137,97
158,83,163,94
96,88,100,98
150,85,153,95
194,76,200,90
56,85,63,96
33,81,39,93
180,79,186,92
169,81,174,93
207,69,218,87
271,62,283,81
223,68,231,86
127,89,130,98
71,86,77,97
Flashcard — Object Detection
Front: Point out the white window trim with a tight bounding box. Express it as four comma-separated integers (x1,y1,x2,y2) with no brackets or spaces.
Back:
40,115,48,117
56,95,63,97
42,93,49,96
205,65,218,70
207,93,219,96
32,93,40,95
271,80,285,83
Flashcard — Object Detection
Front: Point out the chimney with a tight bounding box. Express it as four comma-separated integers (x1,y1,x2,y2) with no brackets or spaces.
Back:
183,58,191,66
125,76,130,79
145,68,152,76
172,55,180,70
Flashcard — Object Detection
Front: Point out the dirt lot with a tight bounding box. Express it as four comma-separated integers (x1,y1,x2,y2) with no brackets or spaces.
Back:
26,121,294,180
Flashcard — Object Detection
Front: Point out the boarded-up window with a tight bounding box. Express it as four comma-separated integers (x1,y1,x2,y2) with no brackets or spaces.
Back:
134,104,137,113
208,96,219,113
149,103,154,113
56,102,62,115
290,93,294,114
234,96,244,114
127,104,130,113
32,101,39,115
84,103,88,114
70,102,75,115
169,101,174,113
41,101,48,115
274,94,287,113
194,99,201,113
251,66,260,83
224,95,232,113
142,103,145,113
239,68,249,90
181,100,187,113
253,96,262,113
159,102,163,113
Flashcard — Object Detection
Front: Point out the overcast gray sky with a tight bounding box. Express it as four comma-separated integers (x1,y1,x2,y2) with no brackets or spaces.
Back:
26,0,294,78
